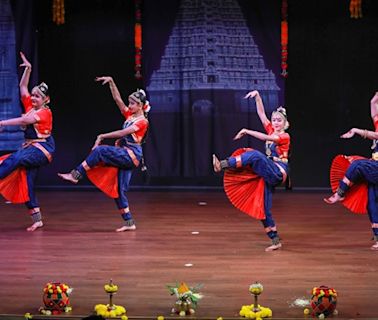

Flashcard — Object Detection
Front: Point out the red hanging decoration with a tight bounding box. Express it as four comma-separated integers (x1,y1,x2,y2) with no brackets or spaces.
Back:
281,0,288,78
135,0,142,80
350,0,362,19
52,0,65,25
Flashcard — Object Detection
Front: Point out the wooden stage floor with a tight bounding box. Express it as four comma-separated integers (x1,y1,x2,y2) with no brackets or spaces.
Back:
0,190,377,319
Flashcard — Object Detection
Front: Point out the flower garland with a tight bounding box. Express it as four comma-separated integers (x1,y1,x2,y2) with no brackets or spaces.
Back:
312,286,337,299
281,0,288,78
52,0,65,25
239,304,272,319
94,304,127,318
350,0,362,19
135,0,143,80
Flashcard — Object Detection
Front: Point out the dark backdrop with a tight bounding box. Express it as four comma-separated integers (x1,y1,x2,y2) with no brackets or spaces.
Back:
286,0,378,187
8,0,378,188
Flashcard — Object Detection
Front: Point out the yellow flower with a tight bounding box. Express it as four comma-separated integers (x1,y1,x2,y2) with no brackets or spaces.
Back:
217,317,223,320
157,316,165,320
64,306,72,312
121,316,128,320
24,313,32,319
104,284,118,293
249,283,263,295
95,303,126,318
178,282,190,294
304,308,310,315
239,304,272,319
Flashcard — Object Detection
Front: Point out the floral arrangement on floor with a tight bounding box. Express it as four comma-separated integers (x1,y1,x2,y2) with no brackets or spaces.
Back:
167,282,203,316
240,282,272,319
39,282,73,315
94,279,127,318
309,286,338,318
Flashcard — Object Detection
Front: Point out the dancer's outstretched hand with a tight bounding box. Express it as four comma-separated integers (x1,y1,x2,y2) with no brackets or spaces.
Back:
244,90,259,99
233,128,248,140
95,76,113,85
340,129,355,139
92,134,103,150
19,52,32,69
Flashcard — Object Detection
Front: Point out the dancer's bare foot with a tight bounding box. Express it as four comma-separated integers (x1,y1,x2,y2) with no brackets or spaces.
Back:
265,242,282,252
324,193,344,204
26,221,43,232
57,172,78,184
212,154,221,172
371,242,378,251
116,225,136,232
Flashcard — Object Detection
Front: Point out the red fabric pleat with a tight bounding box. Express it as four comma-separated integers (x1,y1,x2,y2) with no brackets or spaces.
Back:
329,155,368,214
0,154,29,203
86,165,119,198
223,148,266,220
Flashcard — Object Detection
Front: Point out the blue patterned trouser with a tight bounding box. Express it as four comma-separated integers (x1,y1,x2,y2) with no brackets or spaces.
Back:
228,150,286,240
76,145,140,224
0,146,49,212
340,159,378,237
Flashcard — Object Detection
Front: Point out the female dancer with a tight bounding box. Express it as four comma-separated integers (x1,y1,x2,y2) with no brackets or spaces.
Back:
213,90,290,251
0,52,54,231
324,92,378,250
58,76,150,232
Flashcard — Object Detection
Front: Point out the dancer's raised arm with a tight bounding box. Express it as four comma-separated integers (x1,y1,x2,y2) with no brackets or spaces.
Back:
371,92,378,121
95,76,127,113
244,90,269,126
19,52,32,98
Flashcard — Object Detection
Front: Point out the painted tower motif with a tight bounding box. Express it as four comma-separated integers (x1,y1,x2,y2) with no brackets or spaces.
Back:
147,0,280,113
0,0,23,150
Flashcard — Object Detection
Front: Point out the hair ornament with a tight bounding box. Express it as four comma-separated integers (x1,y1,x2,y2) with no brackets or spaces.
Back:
276,106,287,119
143,100,151,113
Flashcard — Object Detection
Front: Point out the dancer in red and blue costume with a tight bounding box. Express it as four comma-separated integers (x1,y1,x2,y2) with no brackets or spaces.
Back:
213,90,290,252
0,52,54,231
325,92,378,250
58,76,150,232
